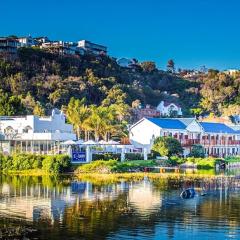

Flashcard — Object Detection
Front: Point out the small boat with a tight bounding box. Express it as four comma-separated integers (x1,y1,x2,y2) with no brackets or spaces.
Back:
180,188,195,199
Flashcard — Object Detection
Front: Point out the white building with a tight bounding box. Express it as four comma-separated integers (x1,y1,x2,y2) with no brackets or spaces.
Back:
0,109,76,154
41,41,77,55
18,36,38,47
223,69,239,77
129,117,240,157
78,40,107,55
157,101,182,116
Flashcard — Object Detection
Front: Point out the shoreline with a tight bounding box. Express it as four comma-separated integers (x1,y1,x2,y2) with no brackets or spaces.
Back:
0,171,233,180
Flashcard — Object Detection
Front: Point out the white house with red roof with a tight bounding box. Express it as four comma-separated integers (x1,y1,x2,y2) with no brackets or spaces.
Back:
157,101,182,116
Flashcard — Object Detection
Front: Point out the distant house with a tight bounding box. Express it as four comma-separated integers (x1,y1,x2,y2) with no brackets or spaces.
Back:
117,58,137,68
34,36,51,44
157,101,182,116
132,104,160,122
78,40,107,55
223,69,239,77
18,36,38,47
0,37,18,56
41,41,76,55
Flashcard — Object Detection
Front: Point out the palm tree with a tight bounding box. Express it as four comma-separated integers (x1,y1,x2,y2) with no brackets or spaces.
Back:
84,105,115,141
66,97,90,139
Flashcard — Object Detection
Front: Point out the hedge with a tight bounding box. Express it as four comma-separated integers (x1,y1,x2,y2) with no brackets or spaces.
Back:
0,153,70,174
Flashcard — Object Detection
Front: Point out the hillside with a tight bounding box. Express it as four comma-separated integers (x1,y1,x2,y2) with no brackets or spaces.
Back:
0,48,200,117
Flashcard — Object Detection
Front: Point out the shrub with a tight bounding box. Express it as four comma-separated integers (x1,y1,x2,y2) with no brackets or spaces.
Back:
92,153,121,161
186,157,219,169
125,153,144,161
189,145,205,158
152,137,183,157
42,155,70,174
167,156,185,166
225,157,240,163
77,160,118,173
11,154,43,170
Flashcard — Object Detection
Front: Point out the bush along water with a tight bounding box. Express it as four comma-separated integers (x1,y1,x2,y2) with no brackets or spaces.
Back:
0,153,71,174
76,159,157,173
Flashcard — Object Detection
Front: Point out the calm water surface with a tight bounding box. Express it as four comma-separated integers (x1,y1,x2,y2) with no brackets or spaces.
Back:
1,173,240,239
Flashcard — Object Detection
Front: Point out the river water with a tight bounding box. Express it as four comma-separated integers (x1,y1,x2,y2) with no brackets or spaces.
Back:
1,174,240,239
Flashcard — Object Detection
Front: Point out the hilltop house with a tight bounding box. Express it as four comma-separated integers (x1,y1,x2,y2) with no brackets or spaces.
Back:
129,118,240,157
0,109,76,154
132,104,160,122
18,36,38,47
0,37,18,56
41,41,78,55
78,40,107,55
157,101,182,116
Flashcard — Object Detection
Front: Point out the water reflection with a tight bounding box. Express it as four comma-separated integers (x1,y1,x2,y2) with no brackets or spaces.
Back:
1,175,240,239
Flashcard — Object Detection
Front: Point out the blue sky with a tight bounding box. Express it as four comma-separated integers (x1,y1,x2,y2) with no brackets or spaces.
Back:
1,0,240,70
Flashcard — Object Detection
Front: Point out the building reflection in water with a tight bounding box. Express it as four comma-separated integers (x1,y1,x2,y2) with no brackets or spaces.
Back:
1,176,240,239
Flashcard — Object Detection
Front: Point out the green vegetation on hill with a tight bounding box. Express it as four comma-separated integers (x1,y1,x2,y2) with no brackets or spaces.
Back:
197,69,240,116
0,48,200,118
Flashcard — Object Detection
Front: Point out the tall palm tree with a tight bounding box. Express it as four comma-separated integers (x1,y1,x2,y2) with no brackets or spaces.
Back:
66,97,90,139
84,105,115,141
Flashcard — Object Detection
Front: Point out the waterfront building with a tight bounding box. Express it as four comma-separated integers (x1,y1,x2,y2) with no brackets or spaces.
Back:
129,117,240,157
78,40,107,55
0,109,76,154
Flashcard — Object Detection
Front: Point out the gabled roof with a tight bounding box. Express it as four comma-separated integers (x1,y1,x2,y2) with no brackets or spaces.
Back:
176,118,195,126
163,101,180,108
199,122,237,134
147,118,186,130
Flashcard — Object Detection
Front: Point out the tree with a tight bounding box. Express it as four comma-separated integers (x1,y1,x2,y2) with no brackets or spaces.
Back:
189,144,205,158
190,107,203,117
152,136,183,157
66,97,90,140
132,99,141,109
84,105,115,141
140,61,156,72
0,90,25,116
33,102,45,116
167,59,175,73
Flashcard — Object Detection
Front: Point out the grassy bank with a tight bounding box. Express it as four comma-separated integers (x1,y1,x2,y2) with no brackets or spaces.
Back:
75,157,221,174
75,160,158,174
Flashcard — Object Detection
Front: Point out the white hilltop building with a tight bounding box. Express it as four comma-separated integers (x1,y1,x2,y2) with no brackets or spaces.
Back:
157,101,182,116
0,109,76,154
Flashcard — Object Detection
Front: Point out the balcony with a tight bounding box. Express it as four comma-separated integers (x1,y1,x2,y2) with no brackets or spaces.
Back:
180,139,240,147
181,139,200,147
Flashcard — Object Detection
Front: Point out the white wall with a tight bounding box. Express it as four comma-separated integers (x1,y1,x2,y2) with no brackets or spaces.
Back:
129,119,161,152
0,110,76,141
157,101,182,116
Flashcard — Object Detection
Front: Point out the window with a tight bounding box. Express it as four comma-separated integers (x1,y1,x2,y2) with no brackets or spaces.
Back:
23,125,33,133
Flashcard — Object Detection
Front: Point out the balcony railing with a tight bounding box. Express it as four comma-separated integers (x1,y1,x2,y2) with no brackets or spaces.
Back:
179,139,240,147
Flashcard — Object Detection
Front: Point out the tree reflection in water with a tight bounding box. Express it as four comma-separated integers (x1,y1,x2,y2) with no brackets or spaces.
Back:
0,175,240,239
